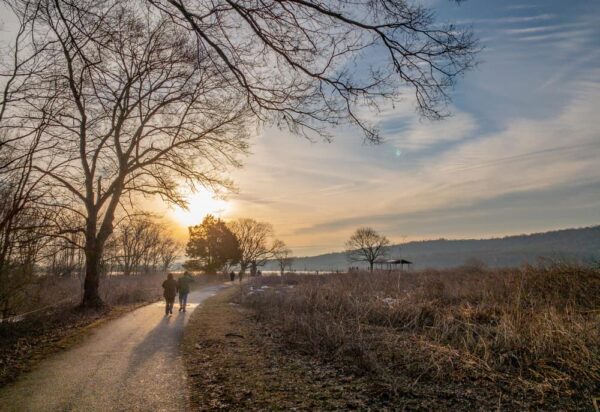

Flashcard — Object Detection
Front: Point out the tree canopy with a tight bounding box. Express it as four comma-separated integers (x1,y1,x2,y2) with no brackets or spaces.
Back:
185,215,241,273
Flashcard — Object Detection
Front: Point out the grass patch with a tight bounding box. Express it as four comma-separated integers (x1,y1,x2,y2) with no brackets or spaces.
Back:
239,263,600,410
183,287,393,410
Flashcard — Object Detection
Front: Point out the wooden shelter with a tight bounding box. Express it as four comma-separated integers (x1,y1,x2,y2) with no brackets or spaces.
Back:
374,258,413,271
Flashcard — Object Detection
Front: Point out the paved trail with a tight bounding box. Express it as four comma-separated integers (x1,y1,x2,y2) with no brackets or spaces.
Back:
0,284,226,412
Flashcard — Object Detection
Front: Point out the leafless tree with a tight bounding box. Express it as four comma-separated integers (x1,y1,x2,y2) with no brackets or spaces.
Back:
46,231,84,277
158,237,182,273
273,240,294,275
0,201,50,317
16,1,250,306
0,2,55,317
345,227,390,271
116,218,152,276
228,218,281,274
8,0,478,308
147,0,478,141
115,217,180,275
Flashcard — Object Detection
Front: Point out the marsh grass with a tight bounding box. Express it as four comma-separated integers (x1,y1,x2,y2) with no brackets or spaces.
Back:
240,263,599,404
9,273,166,317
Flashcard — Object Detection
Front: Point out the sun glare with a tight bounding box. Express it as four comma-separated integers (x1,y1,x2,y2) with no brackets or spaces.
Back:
170,189,230,227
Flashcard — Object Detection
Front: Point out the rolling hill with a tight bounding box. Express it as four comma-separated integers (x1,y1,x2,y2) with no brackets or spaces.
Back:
264,226,600,271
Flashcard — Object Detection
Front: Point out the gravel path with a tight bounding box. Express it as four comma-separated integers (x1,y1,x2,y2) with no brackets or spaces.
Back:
0,284,226,412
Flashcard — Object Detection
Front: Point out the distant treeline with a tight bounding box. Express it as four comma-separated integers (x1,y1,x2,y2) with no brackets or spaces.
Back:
263,226,600,271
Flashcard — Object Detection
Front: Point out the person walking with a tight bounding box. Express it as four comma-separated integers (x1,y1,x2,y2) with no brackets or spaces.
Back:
177,271,194,312
229,271,235,282
162,273,177,316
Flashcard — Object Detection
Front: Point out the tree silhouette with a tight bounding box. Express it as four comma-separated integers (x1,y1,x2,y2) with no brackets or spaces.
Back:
228,218,283,274
345,227,390,271
15,2,249,306
273,240,294,275
7,0,478,307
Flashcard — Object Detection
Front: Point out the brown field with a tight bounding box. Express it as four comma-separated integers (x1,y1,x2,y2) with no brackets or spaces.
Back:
239,263,600,409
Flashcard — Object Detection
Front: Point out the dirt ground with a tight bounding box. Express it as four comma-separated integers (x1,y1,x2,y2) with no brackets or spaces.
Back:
183,288,385,410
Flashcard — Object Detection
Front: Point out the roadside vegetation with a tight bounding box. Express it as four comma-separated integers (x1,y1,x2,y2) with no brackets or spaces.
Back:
0,271,224,387
238,263,599,409
0,273,166,386
184,288,381,410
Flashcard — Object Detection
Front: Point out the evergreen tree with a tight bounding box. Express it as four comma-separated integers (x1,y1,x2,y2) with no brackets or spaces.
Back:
185,215,241,274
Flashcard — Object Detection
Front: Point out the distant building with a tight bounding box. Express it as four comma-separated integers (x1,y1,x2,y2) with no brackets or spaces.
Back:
373,258,413,271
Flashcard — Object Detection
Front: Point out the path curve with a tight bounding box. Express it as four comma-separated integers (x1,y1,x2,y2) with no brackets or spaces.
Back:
0,284,226,412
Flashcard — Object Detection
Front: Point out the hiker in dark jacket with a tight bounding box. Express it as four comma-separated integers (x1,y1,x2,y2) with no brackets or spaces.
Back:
162,273,177,315
229,271,235,282
177,271,194,312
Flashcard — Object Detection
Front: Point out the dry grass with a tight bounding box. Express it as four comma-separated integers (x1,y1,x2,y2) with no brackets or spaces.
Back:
183,287,384,410
10,273,166,316
239,263,600,409
0,272,191,387
16,272,224,314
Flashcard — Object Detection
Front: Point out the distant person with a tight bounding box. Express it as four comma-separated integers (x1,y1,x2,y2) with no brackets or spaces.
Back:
162,273,177,316
177,271,195,312
229,271,235,282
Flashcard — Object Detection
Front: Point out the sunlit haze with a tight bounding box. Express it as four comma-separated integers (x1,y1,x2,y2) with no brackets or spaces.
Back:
169,188,230,228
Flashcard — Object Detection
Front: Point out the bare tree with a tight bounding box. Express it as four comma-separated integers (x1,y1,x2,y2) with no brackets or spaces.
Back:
46,231,84,277
273,240,294,275
116,218,151,276
115,217,178,275
229,218,281,275
139,222,162,275
17,1,250,306
158,237,182,273
147,0,478,141
0,2,55,317
9,0,478,308
345,227,390,271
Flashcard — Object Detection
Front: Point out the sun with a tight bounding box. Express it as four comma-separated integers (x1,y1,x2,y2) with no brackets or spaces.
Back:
170,188,230,227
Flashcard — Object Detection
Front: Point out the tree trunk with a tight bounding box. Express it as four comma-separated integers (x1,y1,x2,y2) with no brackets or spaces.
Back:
81,179,122,308
81,242,105,308
369,261,374,272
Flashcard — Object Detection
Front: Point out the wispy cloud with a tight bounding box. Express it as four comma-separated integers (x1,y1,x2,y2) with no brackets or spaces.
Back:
292,71,600,240
204,1,600,254
503,22,589,35
504,4,539,11
517,28,594,42
380,109,477,152
458,14,555,25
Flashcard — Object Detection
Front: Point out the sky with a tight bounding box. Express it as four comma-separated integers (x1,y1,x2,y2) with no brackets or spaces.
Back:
190,0,600,256
3,0,600,256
